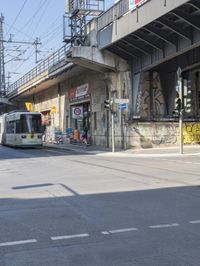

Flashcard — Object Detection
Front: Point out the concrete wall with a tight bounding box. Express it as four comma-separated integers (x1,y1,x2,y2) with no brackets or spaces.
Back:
23,65,131,148
63,69,130,148
127,122,200,149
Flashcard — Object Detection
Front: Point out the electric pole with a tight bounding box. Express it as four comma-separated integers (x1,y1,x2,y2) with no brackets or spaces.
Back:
0,14,6,97
0,14,42,96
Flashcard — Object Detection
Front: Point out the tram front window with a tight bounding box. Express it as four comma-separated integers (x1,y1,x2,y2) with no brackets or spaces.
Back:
16,114,42,133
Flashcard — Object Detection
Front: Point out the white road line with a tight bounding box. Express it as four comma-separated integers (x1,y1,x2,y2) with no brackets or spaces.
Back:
0,239,37,247
101,227,138,235
51,233,89,241
101,231,110,235
109,228,138,234
149,223,179,229
189,220,200,224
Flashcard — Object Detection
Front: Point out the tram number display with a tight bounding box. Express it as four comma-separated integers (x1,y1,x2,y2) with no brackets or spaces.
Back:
72,106,83,119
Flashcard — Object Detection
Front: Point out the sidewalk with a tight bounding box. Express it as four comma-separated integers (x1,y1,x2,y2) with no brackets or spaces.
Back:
43,142,200,157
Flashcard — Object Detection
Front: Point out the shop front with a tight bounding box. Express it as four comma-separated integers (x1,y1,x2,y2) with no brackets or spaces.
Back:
68,83,91,143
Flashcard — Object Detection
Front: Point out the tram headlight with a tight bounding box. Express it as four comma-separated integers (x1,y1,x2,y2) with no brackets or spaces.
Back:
21,135,27,139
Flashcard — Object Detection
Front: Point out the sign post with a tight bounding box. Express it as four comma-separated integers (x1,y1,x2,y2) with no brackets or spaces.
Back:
104,98,115,152
111,110,115,153
177,67,183,154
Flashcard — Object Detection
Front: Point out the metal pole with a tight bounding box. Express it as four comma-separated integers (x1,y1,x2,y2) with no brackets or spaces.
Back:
179,76,183,154
179,110,183,154
111,111,115,152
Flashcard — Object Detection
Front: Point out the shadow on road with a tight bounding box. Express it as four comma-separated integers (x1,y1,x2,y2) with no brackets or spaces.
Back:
0,145,87,161
0,185,200,265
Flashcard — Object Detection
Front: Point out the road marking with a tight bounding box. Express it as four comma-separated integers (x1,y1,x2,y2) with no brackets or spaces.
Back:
102,231,110,235
189,220,200,224
101,227,138,235
51,233,89,241
149,223,179,229
0,239,37,247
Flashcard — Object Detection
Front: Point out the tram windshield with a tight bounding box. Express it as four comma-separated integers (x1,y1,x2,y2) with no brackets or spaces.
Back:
16,114,42,134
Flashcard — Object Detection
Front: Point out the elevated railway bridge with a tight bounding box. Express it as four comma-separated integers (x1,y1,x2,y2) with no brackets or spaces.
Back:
2,0,200,148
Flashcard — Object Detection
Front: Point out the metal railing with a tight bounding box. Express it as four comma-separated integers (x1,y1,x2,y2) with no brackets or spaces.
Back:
7,0,151,96
97,0,150,31
7,44,70,95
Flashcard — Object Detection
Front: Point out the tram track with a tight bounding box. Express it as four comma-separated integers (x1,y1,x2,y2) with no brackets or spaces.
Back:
41,148,195,187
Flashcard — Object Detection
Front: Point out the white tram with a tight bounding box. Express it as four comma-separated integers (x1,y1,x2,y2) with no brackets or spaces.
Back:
0,111,43,147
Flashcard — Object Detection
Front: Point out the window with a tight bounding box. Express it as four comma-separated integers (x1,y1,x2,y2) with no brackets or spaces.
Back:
6,121,15,133
16,114,42,133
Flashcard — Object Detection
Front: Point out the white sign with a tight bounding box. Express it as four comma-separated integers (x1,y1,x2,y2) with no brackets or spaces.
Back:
72,106,83,119
76,84,89,98
115,98,129,104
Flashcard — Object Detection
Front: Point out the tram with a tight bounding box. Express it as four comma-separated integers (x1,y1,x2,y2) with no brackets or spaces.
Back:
0,110,43,147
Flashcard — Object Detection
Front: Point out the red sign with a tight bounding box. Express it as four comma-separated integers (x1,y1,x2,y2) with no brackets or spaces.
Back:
69,83,91,102
129,0,147,10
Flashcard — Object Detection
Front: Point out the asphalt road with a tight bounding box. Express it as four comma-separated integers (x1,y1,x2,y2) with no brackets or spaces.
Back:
0,145,200,266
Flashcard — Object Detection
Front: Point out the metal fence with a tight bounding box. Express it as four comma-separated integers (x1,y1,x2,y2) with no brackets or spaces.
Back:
97,0,150,31
7,44,70,95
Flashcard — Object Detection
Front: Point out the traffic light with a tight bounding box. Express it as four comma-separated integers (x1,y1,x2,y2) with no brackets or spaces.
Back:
183,80,192,113
173,97,182,115
104,99,113,111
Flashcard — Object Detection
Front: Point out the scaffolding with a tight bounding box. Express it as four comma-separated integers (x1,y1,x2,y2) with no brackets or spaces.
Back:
63,0,105,45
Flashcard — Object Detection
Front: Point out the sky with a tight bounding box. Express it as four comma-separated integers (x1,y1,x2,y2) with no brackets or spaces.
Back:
0,0,115,85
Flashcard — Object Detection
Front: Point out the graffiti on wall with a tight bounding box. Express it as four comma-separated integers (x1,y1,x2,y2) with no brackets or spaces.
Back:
151,124,177,145
135,72,166,119
152,72,166,117
130,122,200,147
135,73,150,118
183,123,200,144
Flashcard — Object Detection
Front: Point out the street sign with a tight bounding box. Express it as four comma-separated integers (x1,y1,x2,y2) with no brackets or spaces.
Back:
118,103,128,110
115,98,129,104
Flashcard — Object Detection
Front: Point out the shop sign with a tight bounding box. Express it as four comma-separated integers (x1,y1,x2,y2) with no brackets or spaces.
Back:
72,106,83,119
69,83,91,102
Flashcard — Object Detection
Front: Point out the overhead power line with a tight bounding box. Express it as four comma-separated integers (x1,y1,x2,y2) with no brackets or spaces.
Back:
6,0,29,37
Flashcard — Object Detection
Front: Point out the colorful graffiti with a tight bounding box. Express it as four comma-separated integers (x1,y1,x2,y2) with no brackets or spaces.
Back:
183,123,200,144
130,122,200,147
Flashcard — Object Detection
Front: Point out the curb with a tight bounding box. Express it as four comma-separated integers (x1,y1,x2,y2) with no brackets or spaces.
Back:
43,144,200,157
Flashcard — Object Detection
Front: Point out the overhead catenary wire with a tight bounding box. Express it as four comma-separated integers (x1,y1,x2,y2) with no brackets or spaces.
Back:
19,0,49,35
6,0,49,72
5,0,29,38
4,0,65,84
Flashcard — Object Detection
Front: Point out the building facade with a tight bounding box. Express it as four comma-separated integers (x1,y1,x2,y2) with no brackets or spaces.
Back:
6,0,200,149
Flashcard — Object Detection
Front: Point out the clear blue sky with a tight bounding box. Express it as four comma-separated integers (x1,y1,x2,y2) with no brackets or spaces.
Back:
0,0,115,85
